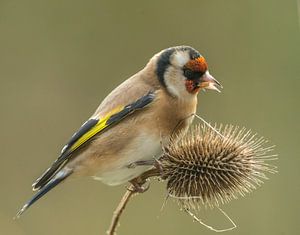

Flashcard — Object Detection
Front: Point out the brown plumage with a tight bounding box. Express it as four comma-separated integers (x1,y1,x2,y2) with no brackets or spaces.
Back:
16,46,221,217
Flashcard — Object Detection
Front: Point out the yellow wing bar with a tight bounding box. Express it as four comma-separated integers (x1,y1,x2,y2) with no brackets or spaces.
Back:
70,107,123,152
32,91,155,191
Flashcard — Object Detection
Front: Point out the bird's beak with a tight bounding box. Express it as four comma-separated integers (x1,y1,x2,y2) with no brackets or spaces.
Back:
199,71,222,92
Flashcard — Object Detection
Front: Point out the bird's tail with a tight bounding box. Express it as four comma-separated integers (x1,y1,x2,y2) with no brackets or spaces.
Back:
15,169,72,219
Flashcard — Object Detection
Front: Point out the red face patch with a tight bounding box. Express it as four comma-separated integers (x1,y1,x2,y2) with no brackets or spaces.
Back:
185,57,208,74
185,80,200,94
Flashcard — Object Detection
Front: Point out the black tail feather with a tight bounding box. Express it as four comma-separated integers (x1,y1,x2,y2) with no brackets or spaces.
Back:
15,170,72,219
32,159,68,191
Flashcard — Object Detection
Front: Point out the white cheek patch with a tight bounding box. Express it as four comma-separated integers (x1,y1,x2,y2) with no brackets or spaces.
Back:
165,79,181,97
164,67,191,98
164,50,197,99
173,51,190,67
164,68,183,97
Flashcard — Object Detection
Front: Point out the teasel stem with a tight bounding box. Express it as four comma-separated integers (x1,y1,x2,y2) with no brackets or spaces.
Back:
106,169,160,235
107,185,135,235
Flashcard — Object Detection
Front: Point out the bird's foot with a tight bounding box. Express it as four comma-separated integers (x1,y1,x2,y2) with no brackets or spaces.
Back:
153,158,164,175
128,177,150,193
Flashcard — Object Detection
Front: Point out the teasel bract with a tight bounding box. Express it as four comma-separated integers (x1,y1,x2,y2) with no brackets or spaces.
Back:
158,124,277,210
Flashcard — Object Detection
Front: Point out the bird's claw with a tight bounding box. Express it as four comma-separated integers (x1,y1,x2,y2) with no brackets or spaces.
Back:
154,158,164,175
128,178,150,193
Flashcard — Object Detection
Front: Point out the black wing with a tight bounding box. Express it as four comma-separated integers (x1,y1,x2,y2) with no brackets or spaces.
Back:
32,91,155,190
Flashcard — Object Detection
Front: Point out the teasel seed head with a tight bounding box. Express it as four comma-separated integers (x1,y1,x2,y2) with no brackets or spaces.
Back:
158,124,277,210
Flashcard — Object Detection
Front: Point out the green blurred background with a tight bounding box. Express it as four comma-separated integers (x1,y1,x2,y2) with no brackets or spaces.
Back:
1,0,299,234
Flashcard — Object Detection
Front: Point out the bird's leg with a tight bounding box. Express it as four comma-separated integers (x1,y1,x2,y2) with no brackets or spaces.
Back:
127,157,164,193
128,162,164,193
128,176,150,193
153,158,164,175
126,159,156,168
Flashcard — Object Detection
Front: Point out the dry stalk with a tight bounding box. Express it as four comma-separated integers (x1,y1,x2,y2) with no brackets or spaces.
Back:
107,184,136,235
106,169,160,235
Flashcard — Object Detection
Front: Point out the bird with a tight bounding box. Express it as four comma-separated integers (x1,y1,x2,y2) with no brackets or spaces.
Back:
16,45,221,218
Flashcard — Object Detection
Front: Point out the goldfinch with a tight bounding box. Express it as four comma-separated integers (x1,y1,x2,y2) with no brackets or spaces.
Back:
16,45,221,217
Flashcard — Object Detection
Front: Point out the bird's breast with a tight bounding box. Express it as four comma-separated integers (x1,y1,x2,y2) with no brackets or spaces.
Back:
94,132,162,185
74,90,198,186
150,91,198,141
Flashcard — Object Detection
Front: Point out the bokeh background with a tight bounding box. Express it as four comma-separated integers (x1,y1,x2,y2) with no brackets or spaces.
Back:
1,0,299,234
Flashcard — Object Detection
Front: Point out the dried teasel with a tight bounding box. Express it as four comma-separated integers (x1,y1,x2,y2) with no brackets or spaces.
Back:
158,124,277,210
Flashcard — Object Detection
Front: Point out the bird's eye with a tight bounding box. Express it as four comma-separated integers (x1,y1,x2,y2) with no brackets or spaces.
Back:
183,68,193,79
183,68,203,80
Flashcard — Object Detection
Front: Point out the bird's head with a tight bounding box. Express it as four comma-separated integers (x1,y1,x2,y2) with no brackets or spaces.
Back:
155,46,221,97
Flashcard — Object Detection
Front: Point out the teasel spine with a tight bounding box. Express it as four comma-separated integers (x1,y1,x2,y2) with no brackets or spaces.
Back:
157,124,277,210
